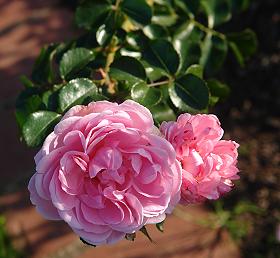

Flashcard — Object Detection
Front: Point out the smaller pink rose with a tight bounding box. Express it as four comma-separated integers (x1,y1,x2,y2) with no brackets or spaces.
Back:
160,113,239,204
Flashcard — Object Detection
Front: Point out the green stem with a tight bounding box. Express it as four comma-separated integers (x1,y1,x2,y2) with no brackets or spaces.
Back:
148,79,172,87
113,0,122,10
190,19,226,39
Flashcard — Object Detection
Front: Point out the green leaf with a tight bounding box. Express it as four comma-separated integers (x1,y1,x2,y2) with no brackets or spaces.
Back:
153,0,173,4
156,221,164,232
59,78,98,112
19,75,34,88
152,15,177,27
42,84,63,111
120,48,141,58
75,2,111,30
174,0,200,16
186,64,203,78
22,111,61,147
227,29,257,66
169,74,209,110
233,201,264,216
201,0,231,28
173,21,202,74
110,56,147,85
142,39,179,75
207,79,230,100
200,33,228,75
121,0,152,25
150,102,176,123
143,24,169,40
31,44,57,84
54,41,76,63
142,61,167,82
96,10,125,46
152,3,178,26
15,88,44,129
76,32,98,51
231,0,250,12
96,24,114,46
126,31,149,51
209,96,219,106
59,48,95,80
131,82,162,107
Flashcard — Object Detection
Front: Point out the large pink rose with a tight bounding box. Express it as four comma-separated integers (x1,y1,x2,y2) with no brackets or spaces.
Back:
160,113,239,204
28,100,181,245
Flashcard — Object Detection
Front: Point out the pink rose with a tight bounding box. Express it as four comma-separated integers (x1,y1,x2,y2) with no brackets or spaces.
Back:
160,113,239,204
28,100,181,245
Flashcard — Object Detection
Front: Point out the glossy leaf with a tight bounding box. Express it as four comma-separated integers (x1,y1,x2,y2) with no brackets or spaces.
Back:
169,74,209,110
200,33,228,75
126,31,149,51
231,0,251,12
152,3,177,26
31,44,57,84
96,24,114,46
142,61,167,82
15,88,44,129
59,48,95,79
75,2,111,30
142,39,179,75
173,21,202,74
19,75,34,88
227,29,257,66
186,64,203,78
150,102,176,123
174,0,200,16
54,42,76,63
42,84,63,111
207,79,230,100
59,78,98,112
120,48,141,58
143,24,169,40
110,56,147,84
121,0,152,25
22,111,61,147
96,10,125,46
131,82,162,107
201,0,231,28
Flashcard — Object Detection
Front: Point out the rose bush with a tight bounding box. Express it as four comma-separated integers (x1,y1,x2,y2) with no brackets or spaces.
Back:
28,100,182,245
15,0,257,247
160,114,239,204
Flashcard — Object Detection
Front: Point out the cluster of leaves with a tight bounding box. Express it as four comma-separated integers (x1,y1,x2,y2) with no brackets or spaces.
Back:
0,216,24,258
204,201,264,241
16,0,257,148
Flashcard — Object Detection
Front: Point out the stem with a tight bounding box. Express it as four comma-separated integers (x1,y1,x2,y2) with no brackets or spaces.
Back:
102,37,120,92
148,79,172,87
104,37,119,74
105,51,116,73
190,19,226,39
112,0,122,10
